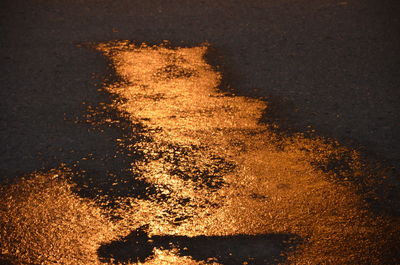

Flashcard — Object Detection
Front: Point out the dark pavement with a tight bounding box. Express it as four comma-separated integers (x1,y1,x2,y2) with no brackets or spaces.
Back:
0,0,399,263
1,0,399,179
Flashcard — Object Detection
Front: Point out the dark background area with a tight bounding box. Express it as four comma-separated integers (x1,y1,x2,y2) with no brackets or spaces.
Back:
1,0,399,180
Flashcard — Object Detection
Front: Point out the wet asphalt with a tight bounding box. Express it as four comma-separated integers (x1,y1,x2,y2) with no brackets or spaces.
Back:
1,0,399,179
0,0,399,263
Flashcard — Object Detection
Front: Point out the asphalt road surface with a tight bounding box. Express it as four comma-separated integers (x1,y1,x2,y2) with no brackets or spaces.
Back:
1,0,399,264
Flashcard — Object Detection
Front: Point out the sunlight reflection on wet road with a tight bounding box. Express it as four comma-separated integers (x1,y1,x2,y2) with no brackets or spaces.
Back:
0,41,398,264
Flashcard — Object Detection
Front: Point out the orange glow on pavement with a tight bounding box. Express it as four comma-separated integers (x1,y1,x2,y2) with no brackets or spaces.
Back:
0,41,398,264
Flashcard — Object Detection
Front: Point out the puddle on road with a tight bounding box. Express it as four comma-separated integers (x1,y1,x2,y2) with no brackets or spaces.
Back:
1,41,398,264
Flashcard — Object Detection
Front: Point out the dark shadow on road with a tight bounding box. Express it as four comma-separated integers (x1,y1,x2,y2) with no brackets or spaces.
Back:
98,226,300,264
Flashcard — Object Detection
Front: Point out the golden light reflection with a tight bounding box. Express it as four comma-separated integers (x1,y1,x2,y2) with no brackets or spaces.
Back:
0,170,115,264
1,41,398,264
93,41,398,264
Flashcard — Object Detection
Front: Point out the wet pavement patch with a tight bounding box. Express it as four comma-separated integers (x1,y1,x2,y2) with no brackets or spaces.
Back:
1,41,399,264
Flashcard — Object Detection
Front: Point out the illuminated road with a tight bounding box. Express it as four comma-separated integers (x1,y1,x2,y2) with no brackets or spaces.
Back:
1,42,398,264
1,0,400,264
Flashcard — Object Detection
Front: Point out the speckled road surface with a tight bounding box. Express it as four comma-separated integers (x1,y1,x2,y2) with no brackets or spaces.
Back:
1,1,399,264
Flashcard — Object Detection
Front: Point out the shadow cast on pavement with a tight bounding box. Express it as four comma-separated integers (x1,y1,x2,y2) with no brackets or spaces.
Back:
98,226,300,265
